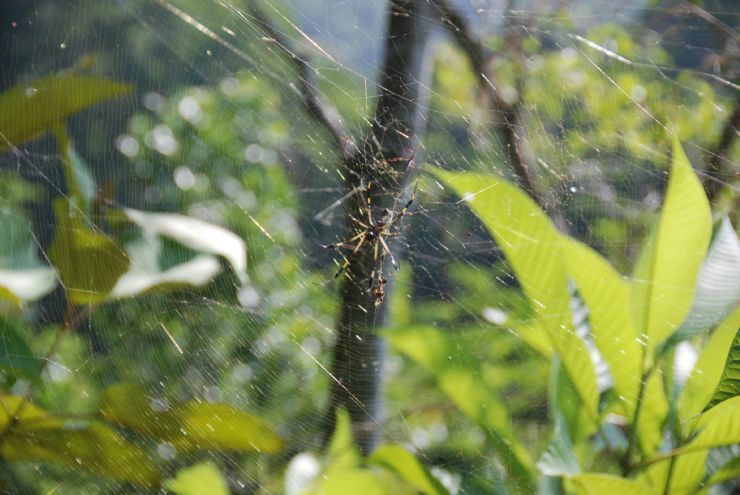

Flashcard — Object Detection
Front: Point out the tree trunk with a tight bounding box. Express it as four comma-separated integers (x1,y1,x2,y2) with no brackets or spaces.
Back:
324,0,435,454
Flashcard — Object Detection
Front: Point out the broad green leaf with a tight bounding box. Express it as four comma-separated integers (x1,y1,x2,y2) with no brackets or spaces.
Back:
537,423,579,477
630,139,712,353
640,398,740,493
164,462,230,495
678,305,740,423
538,358,581,477
429,167,598,422
99,383,282,453
65,139,97,213
315,469,389,495
636,370,669,457
0,208,57,305
708,454,740,486
369,444,449,495
125,209,247,285
48,198,129,304
701,307,740,413
560,237,641,417
0,396,157,486
567,473,653,495
385,325,533,486
506,320,552,358
0,72,132,150
0,395,48,428
325,408,361,471
0,319,39,381
674,218,740,338
679,395,740,453
111,234,222,298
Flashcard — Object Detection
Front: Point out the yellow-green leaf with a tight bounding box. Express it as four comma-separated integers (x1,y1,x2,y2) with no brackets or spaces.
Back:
0,396,157,487
678,305,740,424
560,237,642,417
636,370,669,457
48,198,129,304
568,473,654,495
702,308,740,413
0,73,132,150
369,444,449,495
384,325,533,486
679,395,740,453
315,469,388,495
429,167,598,422
164,462,230,495
99,383,282,454
325,408,361,471
630,139,712,354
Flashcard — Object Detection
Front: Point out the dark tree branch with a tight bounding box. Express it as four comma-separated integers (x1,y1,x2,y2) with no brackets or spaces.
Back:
323,0,435,454
246,0,433,454
247,4,357,160
704,99,739,201
434,0,545,209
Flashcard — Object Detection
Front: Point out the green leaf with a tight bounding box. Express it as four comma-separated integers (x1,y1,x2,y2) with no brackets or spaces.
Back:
315,469,389,495
125,209,247,285
559,237,642,417
678,305,740,422
48,198,129,304
708,454,740,486
701,307,740,413
66,140,97,213
111,234,222,298
538,358,581,477
0,72,132,150
164,462,230,495
0,319,39,381
99,383,283,453
0,208,57,305
538,423,580,477
630,139,712,354
0,396,157,487
369,444,449,495
567,473,654,495
636,370,669,457
384,325,533,486
665,396,740,459
429,167,598,423
506,320,552,358
325,408,361,470
674,218,740,338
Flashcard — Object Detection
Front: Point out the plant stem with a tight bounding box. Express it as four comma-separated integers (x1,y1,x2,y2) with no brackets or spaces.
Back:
625,366,651,473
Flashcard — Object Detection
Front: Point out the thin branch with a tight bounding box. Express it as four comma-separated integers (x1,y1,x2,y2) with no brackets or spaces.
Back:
704,99,739,201
434,0,544,209
247,3,357,160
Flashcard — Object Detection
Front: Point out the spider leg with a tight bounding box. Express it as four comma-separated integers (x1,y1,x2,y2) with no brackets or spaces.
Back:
348,215,370,230
333,234,367,278
378,235,399,271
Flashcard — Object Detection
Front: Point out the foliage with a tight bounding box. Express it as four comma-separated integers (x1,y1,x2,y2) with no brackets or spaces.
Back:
0,2,738,494
418,140,738,494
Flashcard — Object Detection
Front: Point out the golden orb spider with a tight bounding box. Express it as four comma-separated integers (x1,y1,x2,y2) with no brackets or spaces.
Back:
323,182,414,304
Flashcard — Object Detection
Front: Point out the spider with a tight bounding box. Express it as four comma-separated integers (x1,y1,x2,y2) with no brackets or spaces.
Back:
323,183,414,301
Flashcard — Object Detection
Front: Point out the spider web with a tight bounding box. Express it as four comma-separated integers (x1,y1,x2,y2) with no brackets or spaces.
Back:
0,0,738,493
